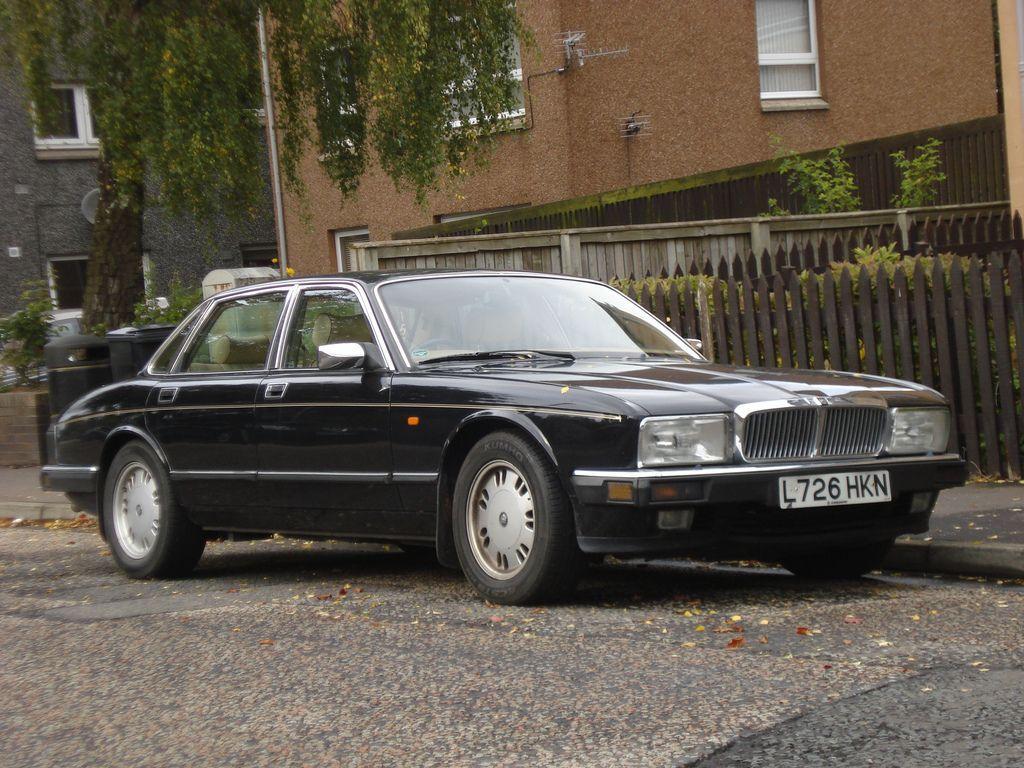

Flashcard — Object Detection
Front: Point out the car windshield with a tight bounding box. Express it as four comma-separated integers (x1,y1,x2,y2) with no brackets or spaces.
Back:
378,275,699,365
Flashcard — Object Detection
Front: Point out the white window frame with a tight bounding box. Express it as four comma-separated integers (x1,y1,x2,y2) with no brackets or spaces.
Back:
757,0,821,100
333,227,370,272
46,254,89,309
33,85,99,148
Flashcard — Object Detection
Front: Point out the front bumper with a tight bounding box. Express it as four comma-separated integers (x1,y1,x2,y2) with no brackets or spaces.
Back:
570,453,967,556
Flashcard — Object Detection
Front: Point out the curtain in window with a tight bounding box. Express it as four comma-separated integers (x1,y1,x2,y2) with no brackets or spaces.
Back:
756,0,811,53
756,0,816,95
759,64,816,93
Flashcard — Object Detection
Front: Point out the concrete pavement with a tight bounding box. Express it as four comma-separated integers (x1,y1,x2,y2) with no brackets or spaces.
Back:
0,466,78,521
1,528,1022,767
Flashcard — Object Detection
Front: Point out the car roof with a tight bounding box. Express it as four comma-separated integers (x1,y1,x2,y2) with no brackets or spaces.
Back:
209,269,594,300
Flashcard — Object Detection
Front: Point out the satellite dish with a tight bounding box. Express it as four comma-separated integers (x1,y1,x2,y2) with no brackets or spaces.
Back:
81,188,100,224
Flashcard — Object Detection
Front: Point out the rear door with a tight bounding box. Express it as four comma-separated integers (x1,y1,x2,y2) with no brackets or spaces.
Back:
146,288,289,517
256,284,412,536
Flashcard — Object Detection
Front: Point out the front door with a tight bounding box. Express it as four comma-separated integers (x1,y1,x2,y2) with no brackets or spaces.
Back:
147,289,289,518
256,286,406,535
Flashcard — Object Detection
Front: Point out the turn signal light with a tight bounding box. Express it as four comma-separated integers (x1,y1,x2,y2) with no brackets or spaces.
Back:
606,481,635,503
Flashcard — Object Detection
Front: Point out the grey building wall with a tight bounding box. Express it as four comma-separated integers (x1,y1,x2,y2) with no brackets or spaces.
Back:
0,70,277,316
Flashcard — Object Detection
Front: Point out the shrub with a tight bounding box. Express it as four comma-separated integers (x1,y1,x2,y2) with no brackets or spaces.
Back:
131,279,203,327
0,282,53,388
891,138,945,208
772,137,861,215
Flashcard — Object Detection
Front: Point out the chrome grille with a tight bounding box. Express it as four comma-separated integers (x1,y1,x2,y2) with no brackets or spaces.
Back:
741,406,887,462
819,407,887,457
742,407,818,460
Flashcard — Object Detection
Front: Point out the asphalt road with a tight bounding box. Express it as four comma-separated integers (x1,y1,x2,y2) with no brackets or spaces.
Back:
1,525,1022,768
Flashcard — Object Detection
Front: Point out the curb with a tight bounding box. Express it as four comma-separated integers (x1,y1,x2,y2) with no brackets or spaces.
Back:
885,539,1024,579
0,500,77,522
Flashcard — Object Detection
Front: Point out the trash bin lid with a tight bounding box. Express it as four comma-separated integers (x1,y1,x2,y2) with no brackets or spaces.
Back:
43,334,110,368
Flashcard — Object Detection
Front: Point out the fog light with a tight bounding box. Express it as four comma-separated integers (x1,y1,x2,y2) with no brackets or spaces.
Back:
657,508,695,530
910,491,937,514
606,481,635,503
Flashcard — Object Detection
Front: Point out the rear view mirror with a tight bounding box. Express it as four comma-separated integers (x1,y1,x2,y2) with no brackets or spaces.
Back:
684,337,703,353
317,342,378,371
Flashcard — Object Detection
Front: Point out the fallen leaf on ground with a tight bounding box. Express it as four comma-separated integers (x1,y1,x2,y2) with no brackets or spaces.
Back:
796,626,812,636
726,637,745,649
259,639,274,646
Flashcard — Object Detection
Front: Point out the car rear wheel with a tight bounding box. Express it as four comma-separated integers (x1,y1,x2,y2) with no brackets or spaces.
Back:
453,431,584,605
781,540,894,579
103,441,205,578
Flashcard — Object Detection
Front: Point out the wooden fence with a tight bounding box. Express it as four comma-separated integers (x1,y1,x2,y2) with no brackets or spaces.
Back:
396,116,1007,239
352,202,1014,281
617,252,1024,480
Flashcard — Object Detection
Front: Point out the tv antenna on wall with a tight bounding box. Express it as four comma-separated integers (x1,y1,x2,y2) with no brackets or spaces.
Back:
555,31,628,71
618,112,652,139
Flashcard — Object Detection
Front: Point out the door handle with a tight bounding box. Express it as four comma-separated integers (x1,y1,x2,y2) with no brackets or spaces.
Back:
264,382,288,400
157,387,178,405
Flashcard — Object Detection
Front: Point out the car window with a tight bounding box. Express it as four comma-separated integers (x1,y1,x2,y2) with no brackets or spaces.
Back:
379,276,697,363
284,288,373,369
150,307,205,374
180,292,286,373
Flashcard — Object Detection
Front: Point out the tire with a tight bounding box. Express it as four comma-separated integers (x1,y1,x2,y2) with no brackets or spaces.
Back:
102,441,205,578
781,540,894,579
453,431,584,605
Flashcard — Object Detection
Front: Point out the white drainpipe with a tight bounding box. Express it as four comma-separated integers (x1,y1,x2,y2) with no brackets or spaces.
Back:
258,10,289,274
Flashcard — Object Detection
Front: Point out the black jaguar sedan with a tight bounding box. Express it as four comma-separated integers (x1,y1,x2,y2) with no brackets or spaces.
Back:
42,271,966,604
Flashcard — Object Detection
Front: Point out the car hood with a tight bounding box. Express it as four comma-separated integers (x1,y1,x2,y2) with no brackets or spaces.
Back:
462,358,944,418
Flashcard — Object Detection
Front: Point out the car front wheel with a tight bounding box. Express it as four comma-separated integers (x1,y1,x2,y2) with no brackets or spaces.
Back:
453,431,584,605
103,441,205,578
781,540,894,579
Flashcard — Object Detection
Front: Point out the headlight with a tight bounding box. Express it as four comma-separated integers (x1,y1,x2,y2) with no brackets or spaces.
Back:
638,414,731,467
886,408,950,455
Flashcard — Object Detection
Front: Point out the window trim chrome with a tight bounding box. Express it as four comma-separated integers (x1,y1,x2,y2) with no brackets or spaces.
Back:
144,302,209,377
157,284,294,377
270,280,395,371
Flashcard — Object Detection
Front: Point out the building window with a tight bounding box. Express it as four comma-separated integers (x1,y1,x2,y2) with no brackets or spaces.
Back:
451,36,525,128
240,242,278,269
333,227,370,272
33,85,99,148
756,0,820,99
48,256,89,310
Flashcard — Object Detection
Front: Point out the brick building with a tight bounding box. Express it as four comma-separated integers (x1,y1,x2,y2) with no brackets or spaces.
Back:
278,0,999,275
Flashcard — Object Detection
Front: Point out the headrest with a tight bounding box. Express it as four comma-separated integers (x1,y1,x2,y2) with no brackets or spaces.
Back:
209,334,269,365
311,313,372,347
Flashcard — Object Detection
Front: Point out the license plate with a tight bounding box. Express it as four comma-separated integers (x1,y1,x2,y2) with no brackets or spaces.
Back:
778,470,892,509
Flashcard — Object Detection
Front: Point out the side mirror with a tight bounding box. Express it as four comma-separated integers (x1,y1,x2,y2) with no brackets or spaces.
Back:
317,342,382,371
684,337,703,353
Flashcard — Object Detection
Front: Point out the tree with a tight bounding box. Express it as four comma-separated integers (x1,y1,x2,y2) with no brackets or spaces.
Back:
0,1,526,328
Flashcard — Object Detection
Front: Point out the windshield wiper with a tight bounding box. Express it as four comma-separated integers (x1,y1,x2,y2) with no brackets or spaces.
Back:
419,349,576,366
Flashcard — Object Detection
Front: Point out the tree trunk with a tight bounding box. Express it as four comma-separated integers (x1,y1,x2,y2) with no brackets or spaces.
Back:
81,156,145,331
